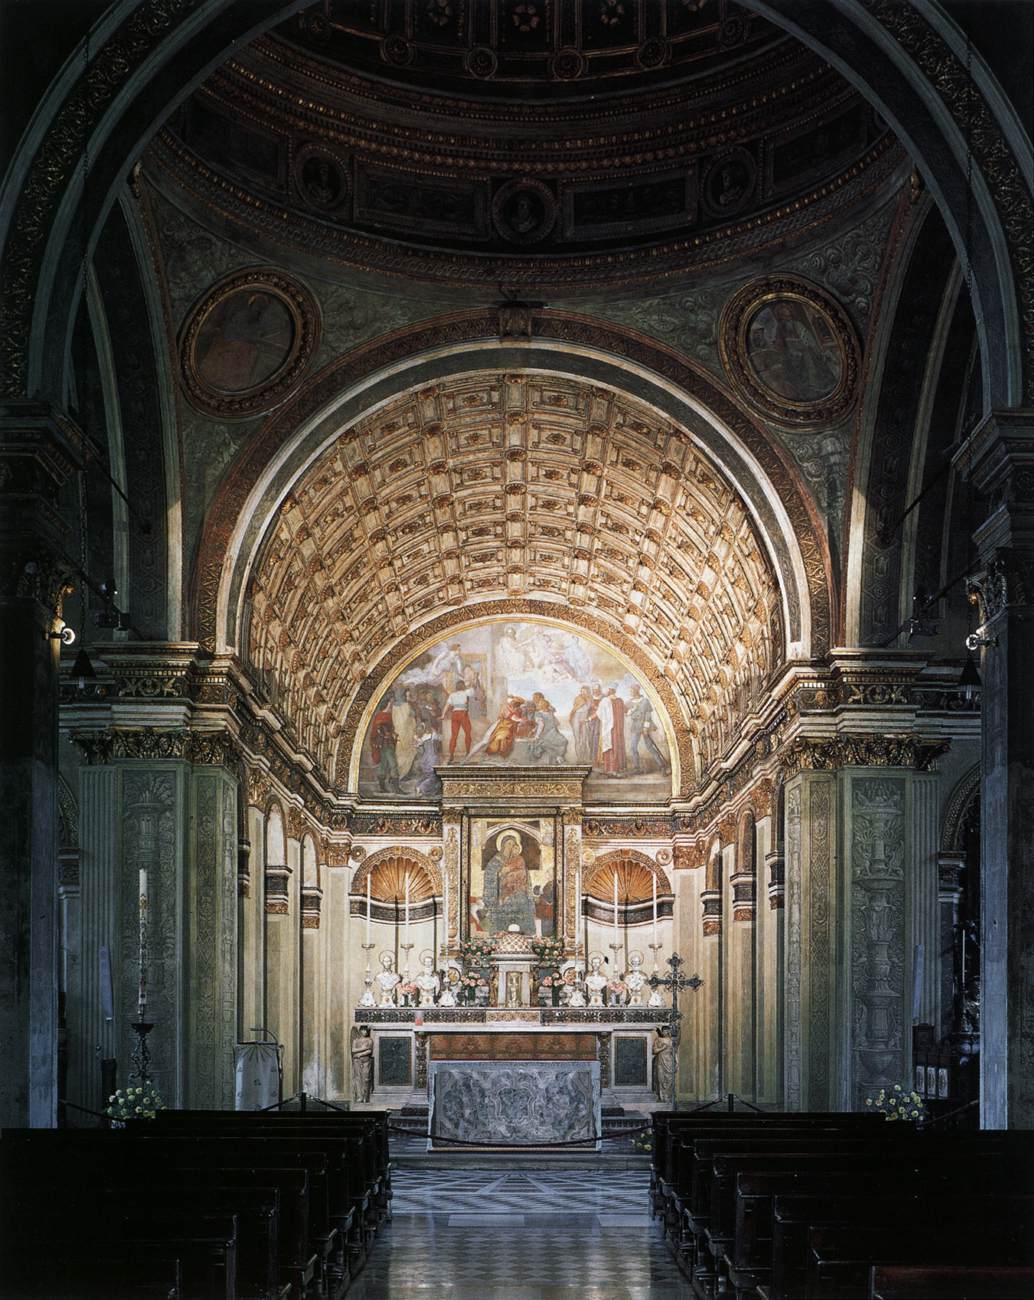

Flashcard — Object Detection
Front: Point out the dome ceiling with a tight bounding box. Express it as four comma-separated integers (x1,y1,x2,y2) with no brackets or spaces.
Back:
148,0,900,294
245,372,782,792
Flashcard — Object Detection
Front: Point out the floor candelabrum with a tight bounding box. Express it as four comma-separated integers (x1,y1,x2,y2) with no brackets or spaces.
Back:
648,953,703,1110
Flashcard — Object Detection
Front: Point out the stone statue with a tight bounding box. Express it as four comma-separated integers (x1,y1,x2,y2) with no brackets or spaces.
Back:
376,952,401,1007
416,953,440,1007
652,1026,675,1102
351,1025,374,1103
624,952,646,1006
585,954,607,1007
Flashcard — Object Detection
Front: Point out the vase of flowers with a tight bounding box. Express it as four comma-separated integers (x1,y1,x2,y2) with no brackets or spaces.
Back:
105,1085,165,1124
531,937,564,966
863,1083,927,1124
607,980,628,1007
459,972,489,1005
538,972,563,1006
397,981,419,1007
460,935,495,966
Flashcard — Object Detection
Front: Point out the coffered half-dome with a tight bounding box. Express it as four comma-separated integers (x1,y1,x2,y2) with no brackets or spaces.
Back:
244,370,782,791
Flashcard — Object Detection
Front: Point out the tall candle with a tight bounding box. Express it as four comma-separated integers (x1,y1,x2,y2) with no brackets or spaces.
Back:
612,872,619,948
138,868,148,1019
404,871,411,949
652,872,658,951
365,872,371,945
442,868,449,960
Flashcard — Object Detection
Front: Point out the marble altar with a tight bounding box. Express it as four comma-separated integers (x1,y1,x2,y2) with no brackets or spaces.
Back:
429,1059,601,1150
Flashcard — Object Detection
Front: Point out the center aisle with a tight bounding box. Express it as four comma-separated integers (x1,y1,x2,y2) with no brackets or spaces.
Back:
349,1167,690,1299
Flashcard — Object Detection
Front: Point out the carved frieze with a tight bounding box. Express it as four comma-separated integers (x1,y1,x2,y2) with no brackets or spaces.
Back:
780,735,949,777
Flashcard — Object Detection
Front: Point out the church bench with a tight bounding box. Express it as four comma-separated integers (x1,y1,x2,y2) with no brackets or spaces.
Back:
868,1264,1034,1299
712,1139,1034,1298
768,1194,1034,1300
1,1136,311,1300
5,1225,238,1300
139,1119,382,1274
806,1219,1034,1300
149,1112,389,1238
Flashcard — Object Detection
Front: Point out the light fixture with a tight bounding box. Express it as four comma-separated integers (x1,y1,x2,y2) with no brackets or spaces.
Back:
71,646,96,691
965,630,997,652
958,651,981,702
47,623,76,644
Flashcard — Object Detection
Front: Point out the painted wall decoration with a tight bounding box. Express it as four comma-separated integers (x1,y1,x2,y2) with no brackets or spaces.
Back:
179,268,321,418
719,276,860,426
358,620,673,802
469,818,556,939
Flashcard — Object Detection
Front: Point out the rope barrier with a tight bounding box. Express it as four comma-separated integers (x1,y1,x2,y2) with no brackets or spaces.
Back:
386,1120,651,1149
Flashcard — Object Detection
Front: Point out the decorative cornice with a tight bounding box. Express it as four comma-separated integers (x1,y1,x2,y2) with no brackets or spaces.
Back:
780,733,949,777
71,726,240,766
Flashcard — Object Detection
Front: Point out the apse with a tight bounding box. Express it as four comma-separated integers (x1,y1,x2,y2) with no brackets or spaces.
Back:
245,370,783,792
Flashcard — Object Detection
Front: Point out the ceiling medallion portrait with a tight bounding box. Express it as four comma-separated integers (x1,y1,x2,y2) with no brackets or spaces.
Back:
719,277,861,427
492,178,558,245
179,268,321,420
294,143,350,215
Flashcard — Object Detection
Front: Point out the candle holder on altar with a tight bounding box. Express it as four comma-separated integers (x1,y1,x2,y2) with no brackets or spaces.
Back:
130,1020,154,1084
647,942,665,1007
400,942,414,980
359,942,377,1008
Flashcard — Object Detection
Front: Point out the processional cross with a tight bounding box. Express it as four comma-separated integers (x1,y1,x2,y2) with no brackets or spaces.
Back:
648,953,703,1111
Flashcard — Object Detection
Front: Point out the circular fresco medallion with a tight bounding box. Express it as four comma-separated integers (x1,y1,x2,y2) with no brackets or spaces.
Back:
492,178,557,246
295,144,350,213
719,278,860,426
180,269,320,419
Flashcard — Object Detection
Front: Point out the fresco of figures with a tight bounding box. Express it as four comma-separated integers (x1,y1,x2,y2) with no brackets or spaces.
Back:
359,620,672,803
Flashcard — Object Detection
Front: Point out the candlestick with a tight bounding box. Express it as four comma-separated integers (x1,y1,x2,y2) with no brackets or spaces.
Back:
138,868,148,1019
404,871,411,952
648,941,664,1007
365,873,371,946
652,872,658,951
400,941,414,981
612,873,619,949
359,941,377,1008
442,868,449,961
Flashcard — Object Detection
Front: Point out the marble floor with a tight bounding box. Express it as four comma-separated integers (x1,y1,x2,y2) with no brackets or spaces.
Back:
348,1167,690,1299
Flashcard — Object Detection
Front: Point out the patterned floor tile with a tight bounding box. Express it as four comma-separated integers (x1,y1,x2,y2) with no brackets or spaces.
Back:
349,1168,688,1299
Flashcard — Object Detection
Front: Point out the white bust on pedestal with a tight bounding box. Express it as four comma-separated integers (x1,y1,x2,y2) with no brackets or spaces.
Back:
624,951,647,1006
584,955,607,1007
416,953,440,1007
376,952,401,1007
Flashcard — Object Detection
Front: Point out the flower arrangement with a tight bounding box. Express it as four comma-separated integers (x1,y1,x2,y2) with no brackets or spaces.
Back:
106,1085,165,1121
538,971,563,988
631,1130,653,1154
531,937,564,964
459,972,489,1002
863,1083,927,1123
397,982,419,1001
607,980,628,1005
460,936,495,965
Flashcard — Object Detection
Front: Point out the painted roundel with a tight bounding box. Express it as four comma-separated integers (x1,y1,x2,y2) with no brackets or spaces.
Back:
719,277,860,426
179,268,321,419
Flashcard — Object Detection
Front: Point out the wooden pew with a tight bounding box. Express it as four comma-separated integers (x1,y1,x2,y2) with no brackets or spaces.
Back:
807,1217,1034,1300
869,1264,1034,1299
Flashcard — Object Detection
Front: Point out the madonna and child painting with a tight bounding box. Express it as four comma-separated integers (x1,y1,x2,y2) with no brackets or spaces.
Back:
359,621,672,803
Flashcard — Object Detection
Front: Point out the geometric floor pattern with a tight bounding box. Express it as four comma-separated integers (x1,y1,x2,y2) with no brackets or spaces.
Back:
348,1168,691,1299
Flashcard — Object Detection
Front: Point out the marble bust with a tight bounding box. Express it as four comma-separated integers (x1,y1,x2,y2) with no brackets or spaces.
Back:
624,952,646,1006
416,954,440,1007
376,952,401,1007
584,955,607,1007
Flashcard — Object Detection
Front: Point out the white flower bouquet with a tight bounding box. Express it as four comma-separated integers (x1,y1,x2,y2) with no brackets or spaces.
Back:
105,1085,166,1121
863,1083,926,1123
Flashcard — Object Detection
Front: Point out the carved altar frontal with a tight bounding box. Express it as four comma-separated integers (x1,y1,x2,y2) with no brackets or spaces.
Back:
429,1031,596,1061
428,1059,602,1151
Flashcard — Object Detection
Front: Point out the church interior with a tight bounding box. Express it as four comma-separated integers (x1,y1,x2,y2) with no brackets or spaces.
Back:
2,1,1033,1297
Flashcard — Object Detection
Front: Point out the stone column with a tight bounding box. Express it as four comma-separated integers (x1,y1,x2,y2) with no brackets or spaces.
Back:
757,812,784,1105
241,800,267,1044
0,403,81,1127
783,772,837,1111
727,819,757,1102
839,769,938,1110
698,847,723,1101
73,745,189,1110
937,852,964,1041
961,411,1034,1128
263,857,292,1093
187,761,237,1109
300,880,324,1096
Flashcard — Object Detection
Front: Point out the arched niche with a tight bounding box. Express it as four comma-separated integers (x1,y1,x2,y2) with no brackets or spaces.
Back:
585,849,673,927
266,804,286,868
301,835,319,888
351,847,441,901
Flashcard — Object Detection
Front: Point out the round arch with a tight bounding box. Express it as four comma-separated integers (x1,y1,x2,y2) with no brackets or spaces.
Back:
351,846,441,900
0,2,1027,412
585,850,673,902
194,312,833,667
